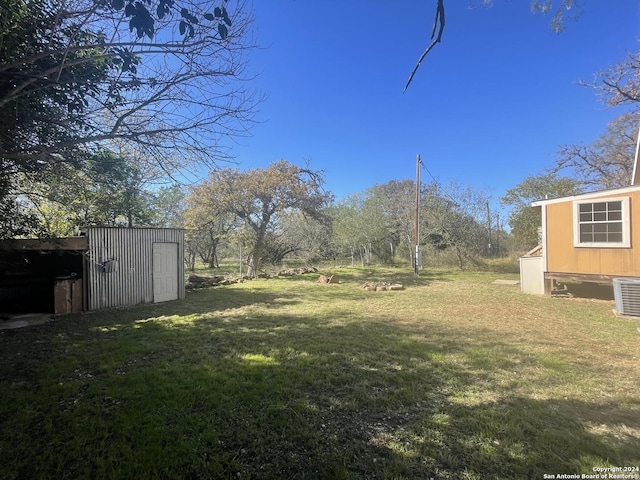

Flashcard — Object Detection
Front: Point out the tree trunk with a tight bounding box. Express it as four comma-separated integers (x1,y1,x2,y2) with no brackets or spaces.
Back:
186,249,196,272
207,238,220,268
247,236,265,278
455,245,464,271
246,254,256,278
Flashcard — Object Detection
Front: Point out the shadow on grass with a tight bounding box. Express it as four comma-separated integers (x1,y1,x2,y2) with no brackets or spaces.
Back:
1,297,638,479
76,287,296,331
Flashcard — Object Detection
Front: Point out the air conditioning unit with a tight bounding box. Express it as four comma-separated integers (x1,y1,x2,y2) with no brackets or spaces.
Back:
613,278,640,317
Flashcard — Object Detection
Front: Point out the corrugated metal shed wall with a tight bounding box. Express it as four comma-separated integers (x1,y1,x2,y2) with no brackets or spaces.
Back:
86,227,185,310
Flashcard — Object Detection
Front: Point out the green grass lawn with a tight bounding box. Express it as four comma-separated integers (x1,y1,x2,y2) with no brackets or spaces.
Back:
1,267,639,479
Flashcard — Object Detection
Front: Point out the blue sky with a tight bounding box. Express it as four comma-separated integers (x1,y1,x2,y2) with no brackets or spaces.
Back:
226,1,640,204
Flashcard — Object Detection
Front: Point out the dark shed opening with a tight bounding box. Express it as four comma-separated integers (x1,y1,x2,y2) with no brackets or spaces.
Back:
0,238,87,315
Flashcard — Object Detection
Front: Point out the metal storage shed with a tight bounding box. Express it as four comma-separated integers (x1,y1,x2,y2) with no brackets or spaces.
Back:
85,227,185,311
0,227,185,314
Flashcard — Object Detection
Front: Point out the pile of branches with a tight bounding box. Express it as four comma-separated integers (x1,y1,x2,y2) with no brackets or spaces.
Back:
187,266,320,288
186,274,245,289
257,266,320,279
361,281,404,292
276,266,319,277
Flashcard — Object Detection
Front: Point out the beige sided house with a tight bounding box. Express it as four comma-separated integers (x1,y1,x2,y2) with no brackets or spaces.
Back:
525,142,640,312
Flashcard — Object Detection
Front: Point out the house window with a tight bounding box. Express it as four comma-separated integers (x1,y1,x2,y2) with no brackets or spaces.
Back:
573,197,630,248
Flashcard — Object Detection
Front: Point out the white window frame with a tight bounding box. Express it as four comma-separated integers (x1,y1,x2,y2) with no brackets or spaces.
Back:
572,196,631,248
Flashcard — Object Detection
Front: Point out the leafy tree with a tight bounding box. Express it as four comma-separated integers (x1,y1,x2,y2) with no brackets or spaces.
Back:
421,182,492,270
193,160,332,277
261,210,333,266
289,212,338,263
331,181,417,267
0,0,256,234
529,0,584,32
329,201,361,266
331,193,389,266
17,151,159,235
330,180,494,269
184,181,237,270
0,183,42,239
366,180,416,264
149,185,186,228
356,193,389,265
554,111,639,190
501,173,582,250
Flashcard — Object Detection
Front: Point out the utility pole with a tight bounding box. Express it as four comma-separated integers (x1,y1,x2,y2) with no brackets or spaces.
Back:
496,212,500,255
486,201,492,257
414,154,421,275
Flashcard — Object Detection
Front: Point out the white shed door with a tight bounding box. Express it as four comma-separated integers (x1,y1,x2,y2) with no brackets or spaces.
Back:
153,243,178,303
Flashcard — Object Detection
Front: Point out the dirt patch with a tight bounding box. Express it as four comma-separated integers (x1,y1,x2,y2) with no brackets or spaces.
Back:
491,279,519,286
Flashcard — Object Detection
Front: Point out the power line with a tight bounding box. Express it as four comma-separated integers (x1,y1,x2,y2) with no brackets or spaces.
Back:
418,158,499,258
420,160,440,186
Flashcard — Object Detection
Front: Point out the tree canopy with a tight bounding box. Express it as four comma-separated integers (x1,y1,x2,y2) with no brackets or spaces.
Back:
0,0,254,165
501,173,582,249
0,0,256,236
189,160,332,276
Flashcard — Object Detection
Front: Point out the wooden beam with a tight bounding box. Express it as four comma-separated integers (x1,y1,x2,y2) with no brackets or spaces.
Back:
543,272,636,285
0,237,88,251
544,277,554,295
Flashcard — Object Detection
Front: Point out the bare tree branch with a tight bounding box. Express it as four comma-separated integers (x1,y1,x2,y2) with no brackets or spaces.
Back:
403,0,445,93
1,0,259,179
551,111,639,189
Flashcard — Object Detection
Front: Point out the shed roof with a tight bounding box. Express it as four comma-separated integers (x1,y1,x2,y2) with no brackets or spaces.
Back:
0,236,88,251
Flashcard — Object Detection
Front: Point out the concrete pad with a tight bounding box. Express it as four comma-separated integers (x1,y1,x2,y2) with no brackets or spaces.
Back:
0,313,54,330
